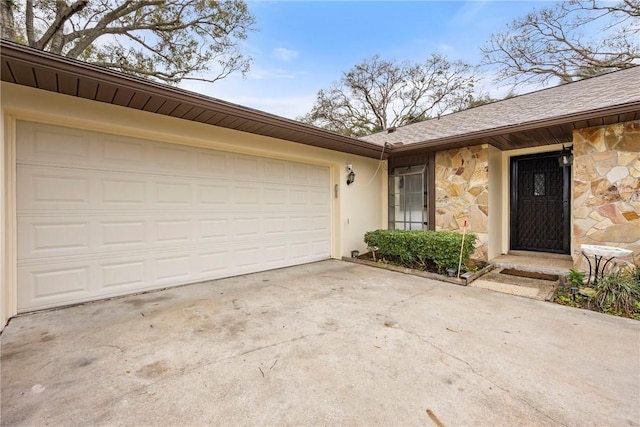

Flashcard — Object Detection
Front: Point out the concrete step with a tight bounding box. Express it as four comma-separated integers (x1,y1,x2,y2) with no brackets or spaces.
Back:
470,267,558,301
490,252,574,277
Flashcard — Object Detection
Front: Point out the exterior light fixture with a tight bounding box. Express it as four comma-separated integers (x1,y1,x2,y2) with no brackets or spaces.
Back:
346,163,356,185
558,145,573,167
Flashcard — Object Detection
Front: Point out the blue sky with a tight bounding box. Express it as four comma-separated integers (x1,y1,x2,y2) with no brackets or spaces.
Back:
181,1,557,119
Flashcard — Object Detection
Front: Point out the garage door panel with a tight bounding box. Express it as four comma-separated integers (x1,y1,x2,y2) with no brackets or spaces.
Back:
154,144,192,170
17,167,91,209
312,166,331,185
17,124,94,165
196,151,228,175
233,185,262,206
101,220,148,248
18,219,91,259
312,215,331,231
100,135,149,167
198,184,229,205
199,250,229,275
17,121,331,312
264,159,286,179
234,156,262,178
102,178,147,206
311,189,331,205
155,254,192,281
18,234,330,311
101,259,147,289
18,264,92,310
19,212,328,259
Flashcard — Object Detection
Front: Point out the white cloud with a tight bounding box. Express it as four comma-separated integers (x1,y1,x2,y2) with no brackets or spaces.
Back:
247,65,298,81
454,1,489,25
272,47,299,62
437,43,455,53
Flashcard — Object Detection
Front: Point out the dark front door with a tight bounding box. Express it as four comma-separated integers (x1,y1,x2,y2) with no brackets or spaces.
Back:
510,153,570,254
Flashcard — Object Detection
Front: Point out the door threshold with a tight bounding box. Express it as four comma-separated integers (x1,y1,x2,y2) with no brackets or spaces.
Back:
507,250,572,261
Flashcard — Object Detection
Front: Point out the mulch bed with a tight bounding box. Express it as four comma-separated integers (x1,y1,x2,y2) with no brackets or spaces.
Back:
346,252,491,286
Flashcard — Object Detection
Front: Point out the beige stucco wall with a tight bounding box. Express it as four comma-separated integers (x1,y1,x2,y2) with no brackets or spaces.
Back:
487,146,503,260
434,145,489,260
572,120,640,269
0,82,387,328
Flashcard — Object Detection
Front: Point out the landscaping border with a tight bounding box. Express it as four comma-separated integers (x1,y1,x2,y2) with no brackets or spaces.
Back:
341,255,494,286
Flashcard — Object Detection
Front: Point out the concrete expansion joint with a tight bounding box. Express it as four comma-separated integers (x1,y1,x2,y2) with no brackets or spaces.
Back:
386,291,431,312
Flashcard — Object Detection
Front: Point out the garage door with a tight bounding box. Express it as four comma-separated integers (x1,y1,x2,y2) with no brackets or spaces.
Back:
16,121,331,312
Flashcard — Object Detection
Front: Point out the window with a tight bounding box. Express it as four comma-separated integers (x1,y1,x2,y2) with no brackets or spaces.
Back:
388,165,427,230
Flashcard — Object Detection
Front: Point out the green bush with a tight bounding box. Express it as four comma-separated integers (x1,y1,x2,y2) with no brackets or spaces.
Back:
567,269,586,287
364,229,477,273
590,267,640,317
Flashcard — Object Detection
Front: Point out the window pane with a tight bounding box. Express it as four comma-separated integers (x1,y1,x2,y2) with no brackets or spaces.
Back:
388,166,427,231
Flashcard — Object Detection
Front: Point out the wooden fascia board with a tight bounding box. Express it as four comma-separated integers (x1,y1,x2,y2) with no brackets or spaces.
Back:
1,41,385,159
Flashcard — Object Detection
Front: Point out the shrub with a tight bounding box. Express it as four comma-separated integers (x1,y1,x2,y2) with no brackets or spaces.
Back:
590,267,640,317
566,269,585,287
364,229,477,273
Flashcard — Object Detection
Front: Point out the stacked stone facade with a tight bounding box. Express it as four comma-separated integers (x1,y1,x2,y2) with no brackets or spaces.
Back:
572,120,640,268
435,145,489,260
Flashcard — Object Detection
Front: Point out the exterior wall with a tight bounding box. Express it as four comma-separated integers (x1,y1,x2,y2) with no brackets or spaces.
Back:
572,120,640,268
487,145,503,260
434,145,489,260
0,82,387,328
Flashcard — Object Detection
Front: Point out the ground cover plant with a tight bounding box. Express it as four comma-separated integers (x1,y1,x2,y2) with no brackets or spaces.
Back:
554,262,640,320
363,229,478,275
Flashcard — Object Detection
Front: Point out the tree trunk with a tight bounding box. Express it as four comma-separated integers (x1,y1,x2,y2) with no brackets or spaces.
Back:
1,0,15,40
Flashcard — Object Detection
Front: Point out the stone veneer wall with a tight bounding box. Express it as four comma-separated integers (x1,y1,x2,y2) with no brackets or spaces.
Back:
435,145,489,260
573,120,640,268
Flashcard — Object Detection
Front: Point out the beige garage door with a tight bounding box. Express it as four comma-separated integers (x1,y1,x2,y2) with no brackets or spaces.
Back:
17,121,331,312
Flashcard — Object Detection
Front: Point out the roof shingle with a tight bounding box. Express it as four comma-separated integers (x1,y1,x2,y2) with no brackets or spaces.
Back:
361,67,640,149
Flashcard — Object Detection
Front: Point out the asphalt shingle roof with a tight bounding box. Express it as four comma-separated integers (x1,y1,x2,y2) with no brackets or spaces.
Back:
361,67,640,147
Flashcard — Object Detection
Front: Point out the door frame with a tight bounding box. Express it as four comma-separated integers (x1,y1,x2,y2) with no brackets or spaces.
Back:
509,151,571,254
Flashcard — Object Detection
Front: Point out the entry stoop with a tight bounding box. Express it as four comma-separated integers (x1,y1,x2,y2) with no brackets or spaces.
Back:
471,251,574,301
490,251,574,277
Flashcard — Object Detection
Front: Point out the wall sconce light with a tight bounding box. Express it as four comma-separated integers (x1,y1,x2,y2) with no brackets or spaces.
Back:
558,145,573,167
346,163,356,185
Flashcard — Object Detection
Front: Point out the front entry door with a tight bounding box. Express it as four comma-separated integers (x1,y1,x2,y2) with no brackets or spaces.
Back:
510,152,570,254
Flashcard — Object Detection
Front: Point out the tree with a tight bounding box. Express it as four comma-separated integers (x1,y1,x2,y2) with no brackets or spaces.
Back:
1,0,256,84
298,54,476,137
450,92,499,112
481,0,640,86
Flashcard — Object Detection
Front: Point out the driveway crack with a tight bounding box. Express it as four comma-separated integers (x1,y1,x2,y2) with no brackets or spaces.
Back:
397,325,567,427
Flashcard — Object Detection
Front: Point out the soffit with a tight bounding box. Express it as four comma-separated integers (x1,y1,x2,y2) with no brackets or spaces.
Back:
1,40,385,159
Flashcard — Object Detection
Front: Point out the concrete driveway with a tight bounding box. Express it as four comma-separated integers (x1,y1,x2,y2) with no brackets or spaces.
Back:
1,260,639,426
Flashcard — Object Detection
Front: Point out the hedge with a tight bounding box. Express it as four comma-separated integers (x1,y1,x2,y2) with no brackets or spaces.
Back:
364,229,477,273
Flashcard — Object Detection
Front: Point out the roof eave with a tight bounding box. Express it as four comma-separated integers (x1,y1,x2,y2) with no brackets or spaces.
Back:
1,40,386,159
389,101,640,154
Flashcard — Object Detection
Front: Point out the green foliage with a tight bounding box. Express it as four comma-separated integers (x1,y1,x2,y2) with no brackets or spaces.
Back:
591,267,640,317
364,229,477,273
566,269,585,287
2,0,256,84
555,264,640,319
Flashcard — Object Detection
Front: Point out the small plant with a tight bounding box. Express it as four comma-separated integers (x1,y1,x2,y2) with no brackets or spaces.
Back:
566,269,585,287
590,268,640,317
